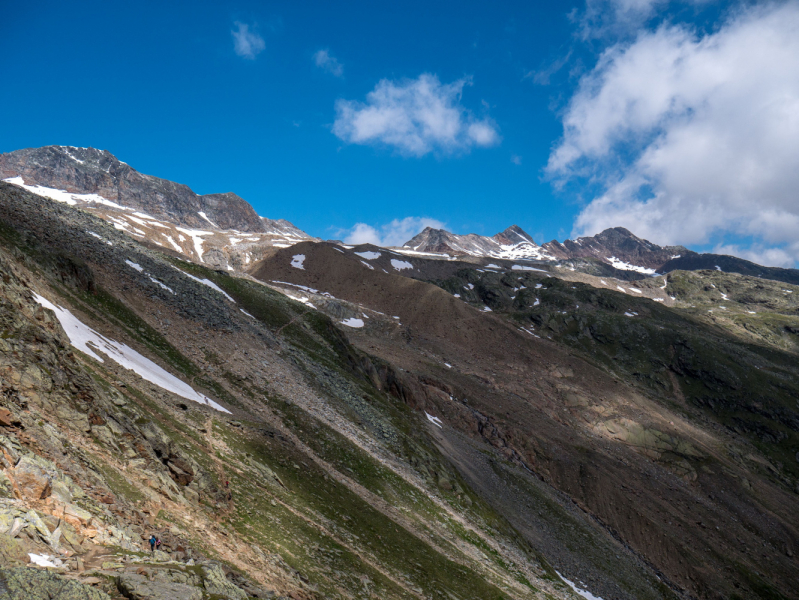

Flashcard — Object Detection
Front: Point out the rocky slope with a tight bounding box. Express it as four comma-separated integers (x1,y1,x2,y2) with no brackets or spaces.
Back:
252,241,799,600
0,181,592,599
2,146,799,599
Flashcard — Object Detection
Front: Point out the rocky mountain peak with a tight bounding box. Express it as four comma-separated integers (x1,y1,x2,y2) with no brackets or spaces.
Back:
0,145,266,233
494,224,535,246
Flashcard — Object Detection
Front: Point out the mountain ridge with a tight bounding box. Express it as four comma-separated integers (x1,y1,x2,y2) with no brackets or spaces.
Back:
0,145,317,271
402,224,799,284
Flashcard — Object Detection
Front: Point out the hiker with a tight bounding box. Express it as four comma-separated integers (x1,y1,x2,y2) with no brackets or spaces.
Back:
156,537,162,551
149,535,156,554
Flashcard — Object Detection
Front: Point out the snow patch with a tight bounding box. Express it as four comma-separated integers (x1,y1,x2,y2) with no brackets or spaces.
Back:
172,267,235,302
165,236,182,252
425,412,443,428
556,571,605,600
29,553,59,567
175,228,212,263
88,231,113,245
354,251,381,260
148,277,174,294
33,293,229,413
512,265,547,272
125,260,144,272
360,261,374,270
198,211,218,227
390,259,413,271
4,177,128,209
291,254,306,270
605,256,656,275
341,318,364,328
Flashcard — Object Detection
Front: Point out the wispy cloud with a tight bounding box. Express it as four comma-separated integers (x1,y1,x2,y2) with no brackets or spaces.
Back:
511,154,522,166
314,49,343,77
341,217,445,247
332,74,500,157
232,22,265,59
549,3,799,267
524,50,572,85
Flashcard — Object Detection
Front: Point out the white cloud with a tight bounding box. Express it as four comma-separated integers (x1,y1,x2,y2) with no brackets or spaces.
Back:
314,49,343,77
232,22,265,59
712,243,799,270
342,217,445,247
332,74,500,156
511,154,522,166
548,3,799,267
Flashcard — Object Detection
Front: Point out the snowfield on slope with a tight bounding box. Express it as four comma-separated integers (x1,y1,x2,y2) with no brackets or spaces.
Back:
340,318,365,328
3,176,128,209
391,259,413,271
291,254,306,269
605,256,656,275
556,571,605,600
34,293,230,413
172,267,235,302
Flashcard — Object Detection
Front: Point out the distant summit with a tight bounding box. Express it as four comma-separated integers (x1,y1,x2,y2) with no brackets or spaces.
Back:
401,224,799,283
0,145,316,270
404,225,554,261
0,145,268,232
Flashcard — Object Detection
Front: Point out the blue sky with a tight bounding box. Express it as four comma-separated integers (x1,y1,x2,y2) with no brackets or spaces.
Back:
3,1,799,265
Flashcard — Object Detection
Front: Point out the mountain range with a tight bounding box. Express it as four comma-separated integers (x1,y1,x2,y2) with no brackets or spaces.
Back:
5,145,797,286
0,145,798,600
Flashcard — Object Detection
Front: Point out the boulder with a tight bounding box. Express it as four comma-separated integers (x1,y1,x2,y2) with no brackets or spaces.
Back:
25,510,53,544
12,456,52,500
0,566,111,599
116,572,203,600
201,563,248,599
0,532,27,565
0,471,14,498
62,504,92,528
152,549,171,562
50,480,73,504
0,408,19,428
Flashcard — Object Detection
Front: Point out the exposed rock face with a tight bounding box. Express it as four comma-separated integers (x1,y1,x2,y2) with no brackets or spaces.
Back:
540,227,687,269
0,146,264,232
